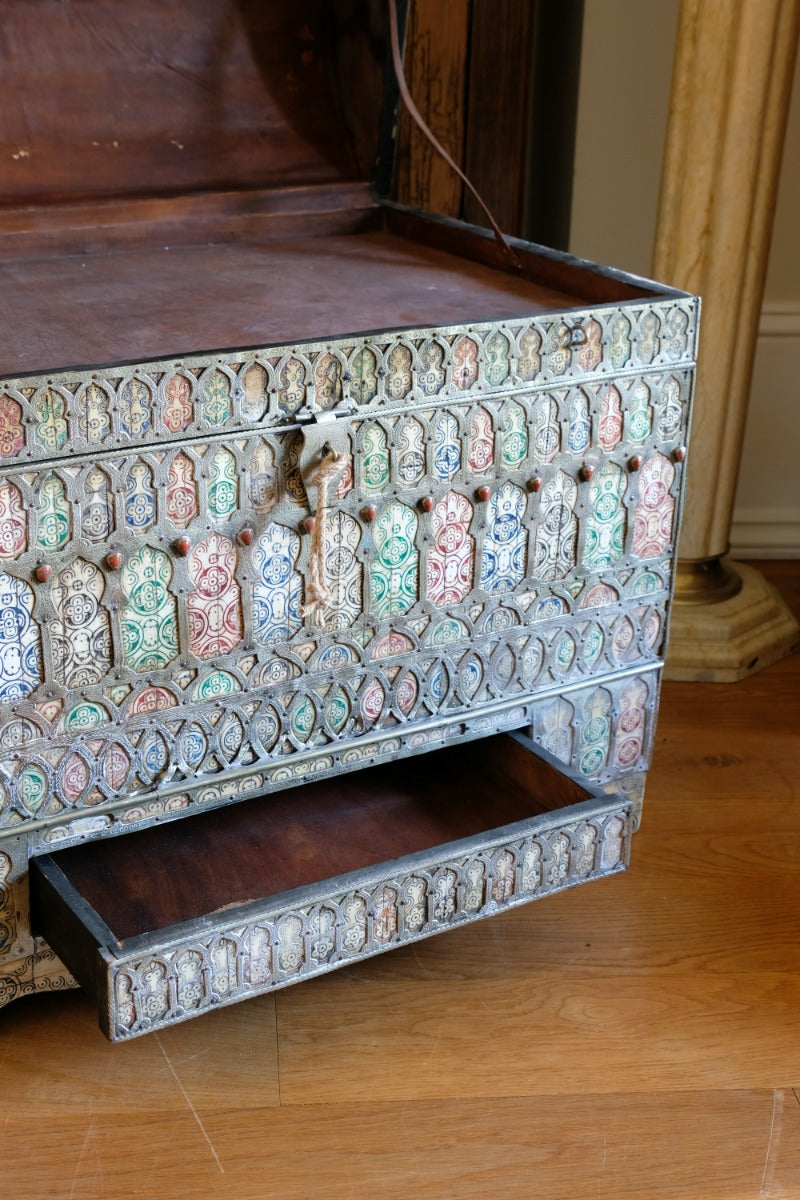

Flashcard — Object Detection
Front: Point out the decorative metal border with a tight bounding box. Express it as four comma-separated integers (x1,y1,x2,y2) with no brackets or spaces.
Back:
0,299,698,467
5,663,659,856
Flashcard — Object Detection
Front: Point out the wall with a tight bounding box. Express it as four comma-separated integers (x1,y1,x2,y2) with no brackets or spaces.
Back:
570,0,800,558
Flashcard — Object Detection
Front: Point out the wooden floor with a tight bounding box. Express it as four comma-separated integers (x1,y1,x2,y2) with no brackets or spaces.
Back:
2,563,799,1200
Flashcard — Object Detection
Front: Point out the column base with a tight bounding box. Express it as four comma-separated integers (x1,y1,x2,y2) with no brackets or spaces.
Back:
665,560,800,682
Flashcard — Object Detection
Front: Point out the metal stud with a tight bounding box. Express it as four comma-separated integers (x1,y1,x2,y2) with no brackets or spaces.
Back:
302,516,316,534
172,537,192,557
419,496,435,513
33,564,52,583
672,446,687,463
105,551,123,570
579,463,595,482
237,527,255,547
628,455,643,472
475,485,492,502
361,504,378,523
527,475,543,493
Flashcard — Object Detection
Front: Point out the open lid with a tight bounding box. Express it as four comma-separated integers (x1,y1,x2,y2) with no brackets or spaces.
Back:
0,0,390,215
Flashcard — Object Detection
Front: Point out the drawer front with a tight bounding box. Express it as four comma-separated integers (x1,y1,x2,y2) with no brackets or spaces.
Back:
0,302,695,838
30,733,634,1041
101,800,632,1041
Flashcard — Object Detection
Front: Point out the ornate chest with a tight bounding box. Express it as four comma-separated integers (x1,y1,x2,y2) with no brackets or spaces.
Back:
0,2,696,1040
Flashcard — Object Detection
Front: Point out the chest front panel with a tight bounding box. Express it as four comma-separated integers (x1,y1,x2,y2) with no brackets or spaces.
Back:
0,300,695,847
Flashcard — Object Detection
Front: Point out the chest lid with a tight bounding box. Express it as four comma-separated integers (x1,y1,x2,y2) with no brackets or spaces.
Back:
0,1,387,222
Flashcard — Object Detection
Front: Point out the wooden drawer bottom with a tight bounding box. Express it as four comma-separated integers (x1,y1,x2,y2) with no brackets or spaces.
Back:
30,732,633,1041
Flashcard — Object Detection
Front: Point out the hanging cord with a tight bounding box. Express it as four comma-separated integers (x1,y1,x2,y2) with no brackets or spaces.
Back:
302,442,346,625
388,0,523,273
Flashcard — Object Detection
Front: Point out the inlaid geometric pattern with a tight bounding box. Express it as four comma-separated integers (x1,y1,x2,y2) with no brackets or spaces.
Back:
121,547,179,672
0,301,695,840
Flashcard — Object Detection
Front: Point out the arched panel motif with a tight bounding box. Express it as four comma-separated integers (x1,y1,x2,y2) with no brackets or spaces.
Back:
567,391,591,452
351,347,378,405
598,386,623,451
319,512,362,630
202,369,232,426
277,358,306,415
241,363,268,420
426,492,474,607
186,534,242,659
118,380,152,438
121,546,178,672
658,376,683,439
485,331,510,386
500,402,527,468
582,463,627,570
533,471,577,581
166,453,198,529
614,677,648,769
361,425,390,493
579,688,612,776
580,582,619,609
249,441,276,513
208,447,238,519
518,327,542,381
372,630,414,659
35,474,71,551
125,461,156,531
81,467,114,542
33,388,67,452
0,394,25,459
129,686,177,715
163,374,193,433
531,396,560,462
0,573,42,700
480,483,527,593
545,323,571,375
628,381,653,444
333,456,353,499
193,670,241,701
397,416,425,485
632,454,675,558
282,432,308,508
0,481,26,560
76,382,111,444
468,408,494,473
360,678,385,726
253,522,303,644
639,312,661,363
577,319,602,372
540,697,574,764
453,336,479,390
433,412,461,480
418,340,445,395
386,343,412,400
609,314,632,368
665,308,689,359
370,502,419,618
324,685,351,733
314,353,342,409
51,557,112,687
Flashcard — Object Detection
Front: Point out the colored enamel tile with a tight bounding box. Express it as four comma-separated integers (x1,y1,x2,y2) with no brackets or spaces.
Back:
121,546,178,672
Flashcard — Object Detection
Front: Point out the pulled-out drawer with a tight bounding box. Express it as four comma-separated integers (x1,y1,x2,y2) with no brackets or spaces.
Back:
30,731,633,1041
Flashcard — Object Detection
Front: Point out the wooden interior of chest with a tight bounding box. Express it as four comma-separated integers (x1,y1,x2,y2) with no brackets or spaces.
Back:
0,0,659,378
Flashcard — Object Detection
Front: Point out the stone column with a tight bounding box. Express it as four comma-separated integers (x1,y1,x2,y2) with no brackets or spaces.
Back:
652,0,800,680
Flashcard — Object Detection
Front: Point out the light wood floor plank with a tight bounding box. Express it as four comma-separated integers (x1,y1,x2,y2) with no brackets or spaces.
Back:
1,562,798,1198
